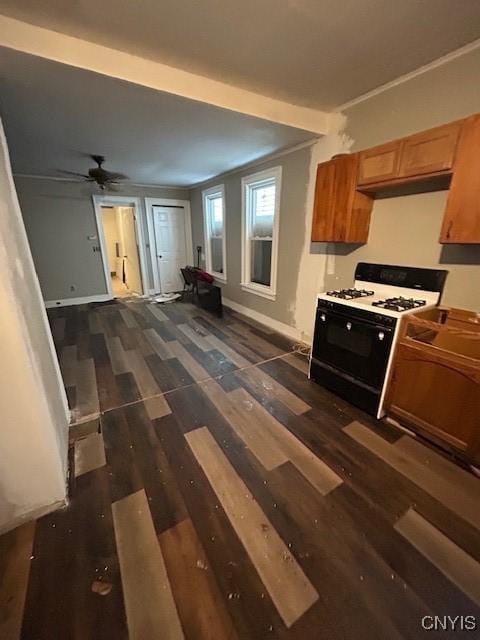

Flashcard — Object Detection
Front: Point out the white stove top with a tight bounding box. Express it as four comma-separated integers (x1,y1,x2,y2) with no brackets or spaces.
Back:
317,279,440,318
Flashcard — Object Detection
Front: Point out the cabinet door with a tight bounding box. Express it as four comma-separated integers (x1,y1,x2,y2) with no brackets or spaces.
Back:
358,141,402,185
311,155,372,243
311,161,335,241
387,343,480,454
398,122,461,178
440,115,480,243
330,154,357,241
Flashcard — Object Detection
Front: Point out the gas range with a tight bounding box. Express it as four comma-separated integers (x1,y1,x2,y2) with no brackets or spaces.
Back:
310,263,448,418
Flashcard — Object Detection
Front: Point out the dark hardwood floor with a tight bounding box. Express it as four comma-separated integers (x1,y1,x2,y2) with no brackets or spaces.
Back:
1,298,479,639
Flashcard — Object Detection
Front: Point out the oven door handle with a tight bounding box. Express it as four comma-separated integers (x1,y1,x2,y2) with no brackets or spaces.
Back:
316,308,395,332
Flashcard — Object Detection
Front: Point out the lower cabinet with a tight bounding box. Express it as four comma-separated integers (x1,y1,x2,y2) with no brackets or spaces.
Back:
385,341,480,463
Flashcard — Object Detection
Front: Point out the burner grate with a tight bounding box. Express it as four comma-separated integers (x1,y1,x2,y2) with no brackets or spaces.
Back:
372,297,427,312
326,288,375,300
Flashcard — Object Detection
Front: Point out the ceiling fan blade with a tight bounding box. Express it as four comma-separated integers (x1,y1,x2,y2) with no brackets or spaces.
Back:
107,172,129,181
106,183,121,192
57,169,92,179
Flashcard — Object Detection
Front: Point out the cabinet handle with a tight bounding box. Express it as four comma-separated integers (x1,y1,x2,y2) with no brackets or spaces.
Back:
378,331,385,341
346,322,352,331
320,313,326,322
446,220,453,239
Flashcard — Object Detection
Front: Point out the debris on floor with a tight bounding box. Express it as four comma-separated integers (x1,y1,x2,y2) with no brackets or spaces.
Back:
153,293,181,304
91,580,113,596
196,558,208,571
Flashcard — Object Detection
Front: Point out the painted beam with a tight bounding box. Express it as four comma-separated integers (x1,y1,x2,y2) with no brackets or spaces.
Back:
0,16,330,134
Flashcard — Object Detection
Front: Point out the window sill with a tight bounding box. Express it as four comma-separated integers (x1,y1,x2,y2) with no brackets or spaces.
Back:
240,283,276,301
213,275,227,285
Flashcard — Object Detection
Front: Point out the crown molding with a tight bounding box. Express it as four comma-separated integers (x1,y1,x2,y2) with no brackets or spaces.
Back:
189,137,320,190
129,181,188,191
337,38,480,112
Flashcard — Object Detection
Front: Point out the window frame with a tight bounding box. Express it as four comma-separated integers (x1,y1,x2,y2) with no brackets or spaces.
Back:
202,184,227,283
241,166,282,300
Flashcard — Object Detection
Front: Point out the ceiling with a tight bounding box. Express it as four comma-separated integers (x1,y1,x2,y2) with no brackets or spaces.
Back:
0,48,315,186
1,1,480,109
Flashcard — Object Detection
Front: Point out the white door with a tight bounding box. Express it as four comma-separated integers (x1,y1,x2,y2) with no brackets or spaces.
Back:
153,206,187,293
120,207,143,295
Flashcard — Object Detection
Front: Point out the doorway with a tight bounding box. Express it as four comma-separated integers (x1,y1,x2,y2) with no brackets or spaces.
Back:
145,198,193,294
94,196,147,299
100,205,142,297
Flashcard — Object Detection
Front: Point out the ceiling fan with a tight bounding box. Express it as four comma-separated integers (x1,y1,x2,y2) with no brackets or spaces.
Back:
58,155,129,190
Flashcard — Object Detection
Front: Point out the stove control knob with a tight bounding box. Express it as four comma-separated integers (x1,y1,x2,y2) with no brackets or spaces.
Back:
320,313,326,322
378,331,385,341
346,322,352,331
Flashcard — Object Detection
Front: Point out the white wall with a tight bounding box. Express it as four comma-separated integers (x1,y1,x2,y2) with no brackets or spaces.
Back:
0,121,69,533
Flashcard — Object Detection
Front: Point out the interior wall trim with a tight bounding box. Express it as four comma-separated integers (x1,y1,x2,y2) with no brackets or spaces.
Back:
336,37,480,112
45,294,112,308
190,138,319,190
222,297,305,342
92,195,149,299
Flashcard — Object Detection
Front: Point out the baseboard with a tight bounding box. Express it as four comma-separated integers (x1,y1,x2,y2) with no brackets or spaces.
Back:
0,499,66,536
45,294,113,308
222,297,303,342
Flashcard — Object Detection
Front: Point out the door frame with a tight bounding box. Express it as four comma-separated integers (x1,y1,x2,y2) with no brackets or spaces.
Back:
92,195,149,298
144,197,193,294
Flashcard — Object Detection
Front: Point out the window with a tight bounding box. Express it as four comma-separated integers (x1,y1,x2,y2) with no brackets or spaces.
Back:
202,184,227,282
241,166,282,300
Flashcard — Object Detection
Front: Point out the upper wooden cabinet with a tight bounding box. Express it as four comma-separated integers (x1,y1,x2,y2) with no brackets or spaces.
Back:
358,141,402,185
311,160,335,241
440,115,480,243
311,154,373,243
358,121,462,188
311,112,480,244
398,122,461,178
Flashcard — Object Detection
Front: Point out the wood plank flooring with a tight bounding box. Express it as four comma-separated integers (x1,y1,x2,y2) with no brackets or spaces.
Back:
1,298,479,639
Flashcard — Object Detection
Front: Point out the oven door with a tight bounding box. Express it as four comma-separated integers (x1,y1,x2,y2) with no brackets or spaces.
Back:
311,306,394,390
